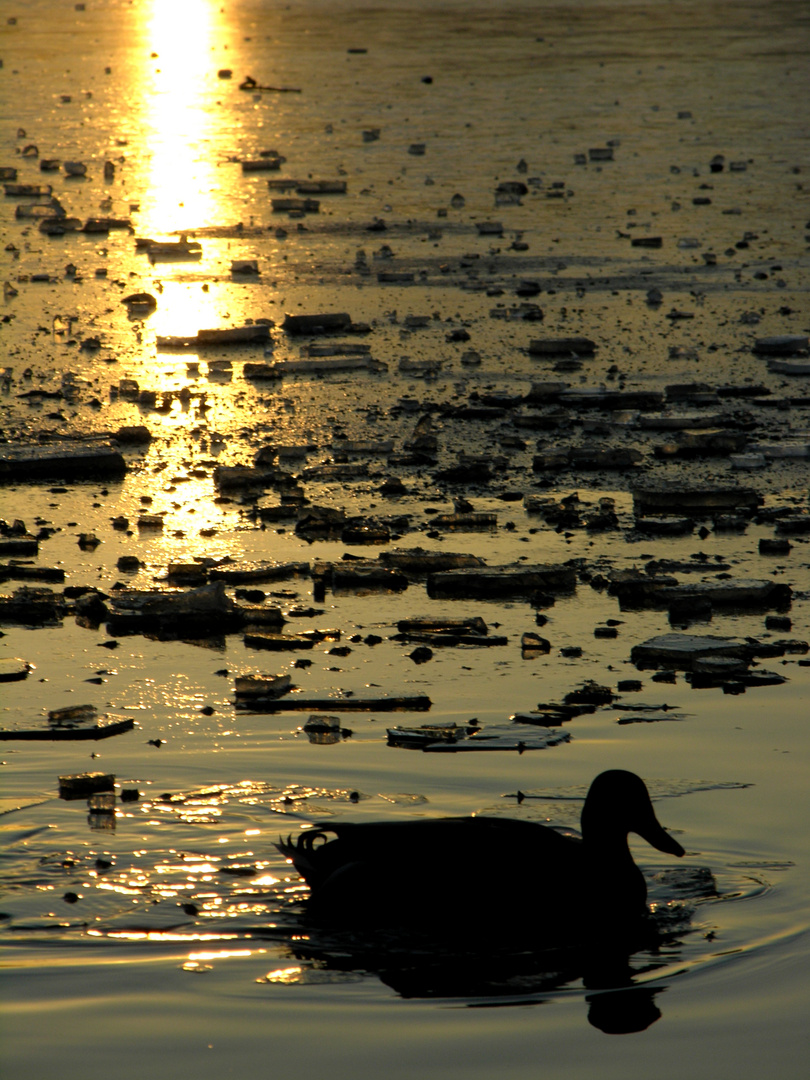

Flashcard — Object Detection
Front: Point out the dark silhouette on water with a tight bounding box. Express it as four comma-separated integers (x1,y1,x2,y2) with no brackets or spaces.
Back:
274,771,690,1030
280,926,676,1032
278,769,685,940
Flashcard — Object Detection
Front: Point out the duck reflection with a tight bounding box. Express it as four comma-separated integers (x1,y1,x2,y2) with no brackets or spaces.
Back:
282,912,680,1032
276,771,694,1030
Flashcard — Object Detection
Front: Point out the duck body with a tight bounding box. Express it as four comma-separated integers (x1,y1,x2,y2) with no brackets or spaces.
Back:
278,770,685,941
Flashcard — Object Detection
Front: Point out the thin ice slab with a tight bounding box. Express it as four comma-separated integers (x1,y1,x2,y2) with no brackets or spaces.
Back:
631,632,751,669
0,443,126,482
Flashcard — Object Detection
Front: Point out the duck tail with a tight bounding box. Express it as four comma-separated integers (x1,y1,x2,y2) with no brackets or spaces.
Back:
276,828,334,883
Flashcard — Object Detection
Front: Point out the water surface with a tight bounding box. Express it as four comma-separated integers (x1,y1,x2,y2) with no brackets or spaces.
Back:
1,1,809,1077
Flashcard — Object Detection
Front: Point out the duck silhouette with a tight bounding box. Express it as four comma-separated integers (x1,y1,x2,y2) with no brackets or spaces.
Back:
278,770,685,941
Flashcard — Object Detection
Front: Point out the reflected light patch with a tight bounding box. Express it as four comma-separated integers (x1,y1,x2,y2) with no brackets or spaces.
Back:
96,882,143,896
251,874,281,886
188,949,254,961
106,931,239,942
214,902,274,917
260,966,303,985
150,283,220,340
153,861,219,875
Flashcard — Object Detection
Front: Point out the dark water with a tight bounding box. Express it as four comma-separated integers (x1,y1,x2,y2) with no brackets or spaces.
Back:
1,1,809,1077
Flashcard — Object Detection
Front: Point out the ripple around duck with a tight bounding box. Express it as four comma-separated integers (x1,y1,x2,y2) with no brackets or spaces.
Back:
628,854,806,993
0,783,802,1020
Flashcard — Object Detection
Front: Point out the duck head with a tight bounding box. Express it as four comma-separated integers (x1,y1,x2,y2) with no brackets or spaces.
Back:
581,769,685,858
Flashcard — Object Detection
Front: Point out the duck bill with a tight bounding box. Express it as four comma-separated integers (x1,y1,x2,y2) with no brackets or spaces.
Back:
637,816,685,858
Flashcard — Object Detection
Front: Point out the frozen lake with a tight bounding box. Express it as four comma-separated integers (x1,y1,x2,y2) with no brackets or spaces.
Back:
1,2,809,1077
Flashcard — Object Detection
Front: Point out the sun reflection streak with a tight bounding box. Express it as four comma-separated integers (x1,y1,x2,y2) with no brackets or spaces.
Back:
130,0,228,339
141,0,220,236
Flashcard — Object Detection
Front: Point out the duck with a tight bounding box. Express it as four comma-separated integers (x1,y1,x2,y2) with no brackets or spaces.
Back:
277,770,685,940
